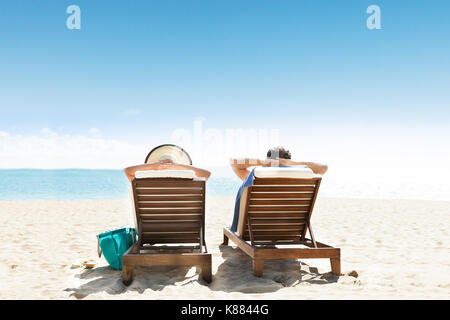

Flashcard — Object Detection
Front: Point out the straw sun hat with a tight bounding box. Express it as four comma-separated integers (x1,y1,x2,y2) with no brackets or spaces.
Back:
144,144,193,165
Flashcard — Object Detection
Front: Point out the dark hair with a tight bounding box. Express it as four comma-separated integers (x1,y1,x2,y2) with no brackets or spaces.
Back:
266,146,291,160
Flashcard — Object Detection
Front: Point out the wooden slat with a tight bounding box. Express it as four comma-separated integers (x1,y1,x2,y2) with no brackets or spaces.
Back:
135,188,203,195
250,218,306,225
223,227,256,258
141,222,200,232
246,230,302,236
139,245,201,251
301,178,320,241
253,240,300,245
246,235,304,240
137,201,202,208
247,235,301,241
254,247,340,260
140,214,202,221
246,224,303,235
246,225,304,231
248,206,310,212
142,233,199,239
248,224,304,231
123,252,211,266
137,195,202,201
248,212,308,218
141,238,201,244
134,179,204,188
250,198,312,205
138,208,203,214
250,192,314,199
251,186,316,192
249,199,312,206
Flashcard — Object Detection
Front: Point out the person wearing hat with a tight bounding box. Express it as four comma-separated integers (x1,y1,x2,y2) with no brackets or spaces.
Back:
124,144,211,182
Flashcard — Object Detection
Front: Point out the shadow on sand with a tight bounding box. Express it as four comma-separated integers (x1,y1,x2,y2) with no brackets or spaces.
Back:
65,244,339,298
64,265,208,299
208,245,339,294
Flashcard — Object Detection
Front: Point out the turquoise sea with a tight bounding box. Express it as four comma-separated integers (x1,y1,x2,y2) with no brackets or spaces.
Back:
0,169,242,201
0,169,448,202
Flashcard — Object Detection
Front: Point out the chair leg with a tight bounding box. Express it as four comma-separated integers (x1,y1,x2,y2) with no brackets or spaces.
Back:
122,265,134,286
201,257,212,283
330,258,341,276
253,259,264,277
222,233,229,245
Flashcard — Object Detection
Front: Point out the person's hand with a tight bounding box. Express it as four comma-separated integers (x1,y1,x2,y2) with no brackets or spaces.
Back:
157,159,174,169
262,159,279,167
230,158,261,166
278,158,292,166
246,158,260,166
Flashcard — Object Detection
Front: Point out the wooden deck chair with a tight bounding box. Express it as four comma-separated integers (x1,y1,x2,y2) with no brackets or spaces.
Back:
223,167,340,277
122,170,212,285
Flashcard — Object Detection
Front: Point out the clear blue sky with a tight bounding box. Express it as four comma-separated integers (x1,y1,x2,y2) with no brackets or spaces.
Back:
0,1,449,170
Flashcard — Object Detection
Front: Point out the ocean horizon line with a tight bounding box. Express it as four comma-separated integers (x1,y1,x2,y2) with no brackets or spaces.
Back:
1,195,447,203
0,169,448,202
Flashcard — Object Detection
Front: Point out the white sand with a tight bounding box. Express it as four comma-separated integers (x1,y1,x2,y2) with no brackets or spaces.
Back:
0,196,448,299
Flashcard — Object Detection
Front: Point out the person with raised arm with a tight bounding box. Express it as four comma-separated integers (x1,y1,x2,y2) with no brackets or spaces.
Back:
230,146,328,181
124,144,211,182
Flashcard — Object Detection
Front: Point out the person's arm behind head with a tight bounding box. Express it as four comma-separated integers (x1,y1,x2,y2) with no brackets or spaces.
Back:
124,162,211,182
166,163,211,181
124,163,161,182
279,159,328,175
230,158,263,181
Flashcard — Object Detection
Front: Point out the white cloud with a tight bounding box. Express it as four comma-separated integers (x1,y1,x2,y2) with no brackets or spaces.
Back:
0,130,147,169
40,128,58,137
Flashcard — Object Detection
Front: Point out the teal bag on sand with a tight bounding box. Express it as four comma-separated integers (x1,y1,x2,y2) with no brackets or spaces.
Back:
97,227,137,270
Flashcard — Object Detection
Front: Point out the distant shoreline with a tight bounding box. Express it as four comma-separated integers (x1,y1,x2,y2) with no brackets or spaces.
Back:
1,197,449,205
0,169,448,202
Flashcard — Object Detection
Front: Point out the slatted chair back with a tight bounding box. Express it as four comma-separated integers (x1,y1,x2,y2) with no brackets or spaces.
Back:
242,177,321,246
132,178,206,248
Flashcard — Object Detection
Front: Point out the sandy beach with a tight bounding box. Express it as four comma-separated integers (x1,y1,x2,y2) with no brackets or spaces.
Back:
0,196,448,299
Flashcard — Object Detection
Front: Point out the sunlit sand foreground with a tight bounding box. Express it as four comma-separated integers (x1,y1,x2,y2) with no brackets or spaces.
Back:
0,196,448,299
